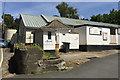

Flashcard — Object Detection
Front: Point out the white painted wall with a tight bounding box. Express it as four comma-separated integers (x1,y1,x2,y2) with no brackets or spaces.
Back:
43,31,56,50
65,34,79,49
26,31,33,43
86,26,110,45
75,26,112,45
116,29,119,44
118,35,120,45
87,26,110,45
35,30,79,50
5,29,17,41
74,26,87,45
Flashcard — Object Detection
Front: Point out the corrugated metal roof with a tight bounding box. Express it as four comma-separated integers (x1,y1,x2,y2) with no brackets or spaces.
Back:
20,14,119,28
42,14,119,28
20,14,47,28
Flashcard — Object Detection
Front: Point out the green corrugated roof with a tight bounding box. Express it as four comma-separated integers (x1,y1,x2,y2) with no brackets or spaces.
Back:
20,14,47,28
20,13,119,28
42,14,119,28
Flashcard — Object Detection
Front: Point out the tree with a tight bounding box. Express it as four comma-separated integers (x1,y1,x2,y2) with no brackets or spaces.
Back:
2,14,14,28
102,14,109,23
1,14,20,29
96,14,103,22
90,15,97,21
56,2,79,19
12,18,20,30
90,9,120,25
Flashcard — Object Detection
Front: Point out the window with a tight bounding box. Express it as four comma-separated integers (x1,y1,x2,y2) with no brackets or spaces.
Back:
118,28,120,35
89,27,102,35
63,34,65,35
110,28,116,35
48,31,51,39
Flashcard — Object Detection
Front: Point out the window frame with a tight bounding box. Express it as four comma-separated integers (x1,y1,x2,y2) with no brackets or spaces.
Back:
48,31,51,40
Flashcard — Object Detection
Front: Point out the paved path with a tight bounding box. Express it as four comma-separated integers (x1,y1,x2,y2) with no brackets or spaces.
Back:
12,53,118,78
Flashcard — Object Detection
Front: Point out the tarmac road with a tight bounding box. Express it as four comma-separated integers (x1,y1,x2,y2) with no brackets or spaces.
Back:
11,53,119,78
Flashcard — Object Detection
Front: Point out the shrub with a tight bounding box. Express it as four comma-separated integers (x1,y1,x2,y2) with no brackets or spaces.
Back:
15,43,43,50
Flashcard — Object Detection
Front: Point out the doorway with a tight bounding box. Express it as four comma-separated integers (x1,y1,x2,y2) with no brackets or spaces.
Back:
110,28,116,44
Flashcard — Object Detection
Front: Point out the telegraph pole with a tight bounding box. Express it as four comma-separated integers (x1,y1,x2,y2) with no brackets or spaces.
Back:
2,0,6,39
2,12,4,39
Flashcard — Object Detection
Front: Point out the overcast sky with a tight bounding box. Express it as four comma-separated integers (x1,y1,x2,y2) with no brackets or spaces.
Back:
0,2,119,21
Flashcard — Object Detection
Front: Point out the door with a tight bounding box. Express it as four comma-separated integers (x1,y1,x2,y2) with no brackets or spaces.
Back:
110,28,116,44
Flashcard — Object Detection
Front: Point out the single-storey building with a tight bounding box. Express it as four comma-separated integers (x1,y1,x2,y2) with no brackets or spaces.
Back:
18,14,47,43
17,13,120,51
75,25,119,51
32,20,79,51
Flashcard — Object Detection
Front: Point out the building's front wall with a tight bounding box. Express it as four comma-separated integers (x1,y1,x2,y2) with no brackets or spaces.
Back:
43,31,56,50
87,26,110,45
115,29,119,45
74,26,87,45
75,26,119,45
41,30,79,50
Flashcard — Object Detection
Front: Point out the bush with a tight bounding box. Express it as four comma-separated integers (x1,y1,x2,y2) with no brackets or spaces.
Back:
15,43,43,50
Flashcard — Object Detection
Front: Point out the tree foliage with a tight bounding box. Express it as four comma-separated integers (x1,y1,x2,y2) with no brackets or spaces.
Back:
1,14,20,29
56,2,79,19
2,14,14,28
90,9,120,25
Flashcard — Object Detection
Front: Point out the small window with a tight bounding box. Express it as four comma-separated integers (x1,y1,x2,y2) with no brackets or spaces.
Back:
63,34,65,35
48,31,51,39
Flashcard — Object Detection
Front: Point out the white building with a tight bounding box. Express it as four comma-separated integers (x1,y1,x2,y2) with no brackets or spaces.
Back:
32,20,79,51
17,13,119,51
75,25,119,51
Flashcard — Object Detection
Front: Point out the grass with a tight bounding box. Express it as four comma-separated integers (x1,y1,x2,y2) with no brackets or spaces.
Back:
43,52,56,58
31,71,37,74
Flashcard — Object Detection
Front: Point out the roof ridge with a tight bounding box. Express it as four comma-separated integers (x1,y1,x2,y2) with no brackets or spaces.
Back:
20,13,41,17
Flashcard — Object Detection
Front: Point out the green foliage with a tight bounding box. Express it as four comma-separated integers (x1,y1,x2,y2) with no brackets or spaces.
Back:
43,52,56,58
12,18,20,30
1,14,20,29
2,14,14,28
90,9,120,25
56,2,79,19
31,71,37,74
60,68,67,71
15,43,43,50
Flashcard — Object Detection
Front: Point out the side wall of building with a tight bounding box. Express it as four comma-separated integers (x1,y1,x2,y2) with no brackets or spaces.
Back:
19,19,26,43
74,26,87,45
34,30,43,48
86,26,110,45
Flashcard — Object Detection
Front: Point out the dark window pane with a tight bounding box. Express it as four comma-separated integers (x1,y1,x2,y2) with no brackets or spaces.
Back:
48,31,51,39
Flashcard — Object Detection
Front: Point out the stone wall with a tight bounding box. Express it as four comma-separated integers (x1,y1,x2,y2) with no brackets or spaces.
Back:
9,48,43,74
9,48,66,74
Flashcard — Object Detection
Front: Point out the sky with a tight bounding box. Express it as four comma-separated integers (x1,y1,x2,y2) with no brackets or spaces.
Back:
0,2,119,21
